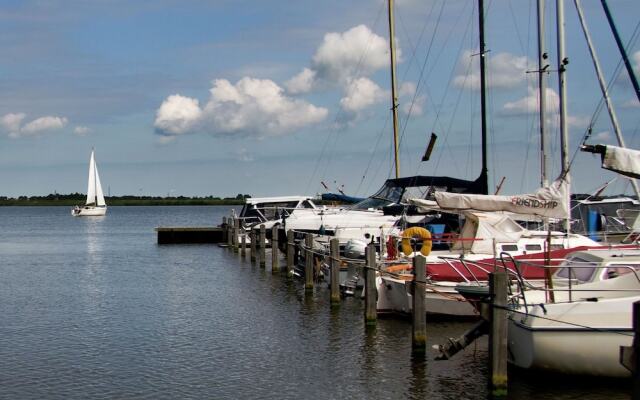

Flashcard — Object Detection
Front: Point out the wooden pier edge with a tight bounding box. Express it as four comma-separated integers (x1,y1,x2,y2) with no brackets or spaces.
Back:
155,226,225,244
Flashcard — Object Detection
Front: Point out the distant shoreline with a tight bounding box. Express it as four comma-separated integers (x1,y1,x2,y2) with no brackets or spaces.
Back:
0,195,248,206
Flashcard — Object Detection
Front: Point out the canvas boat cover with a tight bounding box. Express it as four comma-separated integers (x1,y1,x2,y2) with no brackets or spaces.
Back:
582,144,640,179
410,178,568,219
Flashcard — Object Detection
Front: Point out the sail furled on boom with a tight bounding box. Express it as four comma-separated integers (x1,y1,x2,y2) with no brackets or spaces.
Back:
410,177,568,219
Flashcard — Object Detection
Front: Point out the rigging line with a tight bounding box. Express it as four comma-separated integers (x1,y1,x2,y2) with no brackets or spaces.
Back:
579,18,640,147
305,2,387,196
396,0,444,152
354,117,392,198
519,0,534,194
425,1,475,142
425,2,476,179
394,5,434,175
507,0,528,55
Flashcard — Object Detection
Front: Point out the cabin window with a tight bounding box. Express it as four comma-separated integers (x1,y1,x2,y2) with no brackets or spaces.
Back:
302,200,314,209
555,257,597,283
525,244,542,252
501,244,518,252
604,264,640,279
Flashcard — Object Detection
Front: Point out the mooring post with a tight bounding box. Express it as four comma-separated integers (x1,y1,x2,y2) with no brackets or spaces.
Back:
364,243,377,326
271,225,280,272
622,301,640,397
250,229,257,263
330,238,341,306
240,227,247,258
304,234,314,291
233,218,240,253
489,271,508,396
222,217,228,244
412,254,427,352
259,224,266,268
633,301,640,398
286,230,295,277
226,218,233,248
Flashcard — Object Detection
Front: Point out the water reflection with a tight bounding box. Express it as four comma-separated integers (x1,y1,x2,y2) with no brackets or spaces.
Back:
0,206,633,400
408,355,428,400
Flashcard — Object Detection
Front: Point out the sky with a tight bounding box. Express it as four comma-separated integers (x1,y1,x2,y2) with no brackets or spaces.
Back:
0,0,639,199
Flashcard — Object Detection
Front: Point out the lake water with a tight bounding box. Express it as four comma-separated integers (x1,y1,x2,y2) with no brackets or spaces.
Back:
0,206,629,399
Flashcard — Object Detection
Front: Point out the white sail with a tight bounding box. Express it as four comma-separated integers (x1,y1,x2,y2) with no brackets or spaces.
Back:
94,160,106,206
86,150,96,205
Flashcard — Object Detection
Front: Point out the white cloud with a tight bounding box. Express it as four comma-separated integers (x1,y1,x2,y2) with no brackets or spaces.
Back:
502,87,559,115
21,116,67,134
74,126,90,136
312,24,391,85
454,51,530,90
154,77,328,139
154,95,202,135
398,81,426,116
340,77,387,114
567,115,591,129
1,113,25,133
287,24,392,96
622,98,640,108
593,131,611,141
285,68,317,94
1,113,68,138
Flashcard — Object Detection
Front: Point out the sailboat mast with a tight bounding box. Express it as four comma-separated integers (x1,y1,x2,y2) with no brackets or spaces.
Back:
574,0,640,198
556,0,571,233
600,0,640,104
478,0,489,195
388,0,400,179
537,0,548,188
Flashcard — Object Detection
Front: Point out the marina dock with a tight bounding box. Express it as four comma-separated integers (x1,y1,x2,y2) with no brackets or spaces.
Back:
155,226,225,244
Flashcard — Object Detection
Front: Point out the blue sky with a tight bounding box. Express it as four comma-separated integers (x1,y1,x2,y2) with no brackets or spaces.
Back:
0,0,638,198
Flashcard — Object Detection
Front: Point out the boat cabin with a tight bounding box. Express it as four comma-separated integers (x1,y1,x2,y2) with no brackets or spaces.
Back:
238,196,318,227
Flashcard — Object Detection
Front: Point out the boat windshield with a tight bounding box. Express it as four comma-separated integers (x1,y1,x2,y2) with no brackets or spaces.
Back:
554,257,598,283
349,182,431,211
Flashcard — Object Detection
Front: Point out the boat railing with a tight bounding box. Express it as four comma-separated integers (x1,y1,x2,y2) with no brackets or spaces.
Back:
505,256,640,308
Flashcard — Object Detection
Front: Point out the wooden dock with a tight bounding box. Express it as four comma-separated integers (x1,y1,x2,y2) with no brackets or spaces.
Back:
155,226,225,244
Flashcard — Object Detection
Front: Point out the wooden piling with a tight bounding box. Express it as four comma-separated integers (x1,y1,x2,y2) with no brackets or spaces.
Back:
330,238,340,306
271,225,280,272
259,224,266,268
286,230,294,277
226,218,233,248
222,217,228,243
489,271,508,396
233,218,240,253
632,301,640,398
412,255,427,352
622,301,640,397
364,243,377,326
240,228,247,258
304,234,314,291
250,229,256,263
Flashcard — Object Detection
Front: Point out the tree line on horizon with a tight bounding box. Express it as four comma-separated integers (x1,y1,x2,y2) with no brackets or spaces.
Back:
0,193,252,206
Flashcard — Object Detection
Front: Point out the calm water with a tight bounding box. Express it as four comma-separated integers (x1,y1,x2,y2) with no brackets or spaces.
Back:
0,206,629,399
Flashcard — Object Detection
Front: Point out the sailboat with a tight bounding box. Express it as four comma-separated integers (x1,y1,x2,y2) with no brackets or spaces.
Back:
72,149,107,216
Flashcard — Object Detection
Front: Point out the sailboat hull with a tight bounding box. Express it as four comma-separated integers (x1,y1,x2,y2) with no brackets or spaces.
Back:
72,206,107,217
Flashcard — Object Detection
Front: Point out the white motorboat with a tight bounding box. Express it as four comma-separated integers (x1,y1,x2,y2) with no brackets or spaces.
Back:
508,295,637,378
72,149,107,217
